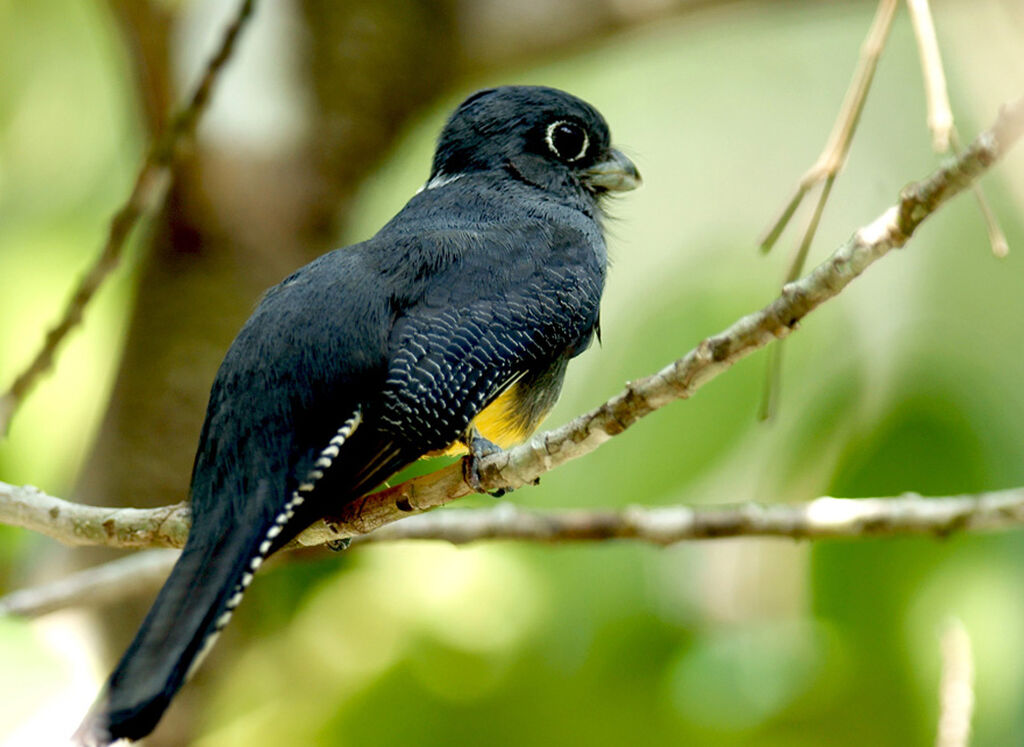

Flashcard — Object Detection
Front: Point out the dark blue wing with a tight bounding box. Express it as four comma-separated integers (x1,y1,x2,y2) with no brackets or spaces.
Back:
375,213,605,452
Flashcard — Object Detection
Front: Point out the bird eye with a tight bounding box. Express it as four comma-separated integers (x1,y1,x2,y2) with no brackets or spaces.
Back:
545,120,589,163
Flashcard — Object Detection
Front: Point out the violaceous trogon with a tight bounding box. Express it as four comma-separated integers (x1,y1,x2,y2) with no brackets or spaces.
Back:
74,85,640,746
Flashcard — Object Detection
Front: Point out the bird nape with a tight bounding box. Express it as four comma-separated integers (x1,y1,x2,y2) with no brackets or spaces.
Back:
73,85,640,746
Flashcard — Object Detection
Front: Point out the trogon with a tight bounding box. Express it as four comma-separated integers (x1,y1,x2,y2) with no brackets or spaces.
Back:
74,85,640,746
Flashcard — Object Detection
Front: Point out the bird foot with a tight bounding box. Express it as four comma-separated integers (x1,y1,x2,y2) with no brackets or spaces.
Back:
322,519,352,552
462,432,507,498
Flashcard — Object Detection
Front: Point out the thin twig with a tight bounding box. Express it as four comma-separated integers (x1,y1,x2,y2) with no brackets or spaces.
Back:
1,89,1021,554
7,489,1024,618
758,0,898,418
950,129,1010,257
907,0,1008,256
757,328,785,421
908,0,953,151
0,0,258,437
0,550,179,618
936,618,975,747
759,0,898,253
759,172,836,419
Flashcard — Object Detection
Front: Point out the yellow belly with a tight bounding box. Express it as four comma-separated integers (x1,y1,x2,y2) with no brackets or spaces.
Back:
435,383,541,456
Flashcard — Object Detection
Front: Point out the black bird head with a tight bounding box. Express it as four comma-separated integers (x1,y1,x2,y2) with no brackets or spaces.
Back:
429,85,640,203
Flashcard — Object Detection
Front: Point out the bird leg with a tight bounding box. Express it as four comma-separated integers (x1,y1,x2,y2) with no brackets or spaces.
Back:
461,427,507,497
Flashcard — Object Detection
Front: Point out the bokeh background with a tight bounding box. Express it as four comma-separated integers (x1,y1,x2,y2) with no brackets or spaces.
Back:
2,0,1024,744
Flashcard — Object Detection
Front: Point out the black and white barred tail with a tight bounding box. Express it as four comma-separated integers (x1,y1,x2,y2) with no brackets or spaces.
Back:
72,410,363,747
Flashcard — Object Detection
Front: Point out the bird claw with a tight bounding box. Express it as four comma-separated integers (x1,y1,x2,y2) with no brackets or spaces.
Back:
462,431,508,498
323,520,351,552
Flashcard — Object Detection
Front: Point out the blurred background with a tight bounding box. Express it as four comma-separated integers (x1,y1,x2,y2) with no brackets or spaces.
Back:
2,0,1024,744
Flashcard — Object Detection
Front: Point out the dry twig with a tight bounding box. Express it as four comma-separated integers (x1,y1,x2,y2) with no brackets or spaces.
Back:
0,0,257,436
908,0,953,151
0,550,179,618
759,0,898,254
907,0,1008,256
758,0,899,418
935,618,975,747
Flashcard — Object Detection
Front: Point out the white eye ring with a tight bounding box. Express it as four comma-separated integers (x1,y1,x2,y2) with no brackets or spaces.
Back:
545,120,589,162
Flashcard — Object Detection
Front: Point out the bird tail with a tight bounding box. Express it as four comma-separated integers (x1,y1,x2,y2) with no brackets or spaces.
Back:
72,486,278,747
73,409,403,745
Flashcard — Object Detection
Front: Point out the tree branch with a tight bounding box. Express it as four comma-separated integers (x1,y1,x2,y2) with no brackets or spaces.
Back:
0,90,1022,552
758,0,897,419
6,487,1024,618
0,482,189,548
304,90,1024,547
0,549,180,618
350,489,1024,545
0,0,257,436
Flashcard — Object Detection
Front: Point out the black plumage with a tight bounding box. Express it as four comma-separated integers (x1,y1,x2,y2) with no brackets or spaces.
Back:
74,85,639,746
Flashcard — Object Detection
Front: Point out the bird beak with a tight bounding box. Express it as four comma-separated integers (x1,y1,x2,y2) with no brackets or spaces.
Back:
581,149,641,192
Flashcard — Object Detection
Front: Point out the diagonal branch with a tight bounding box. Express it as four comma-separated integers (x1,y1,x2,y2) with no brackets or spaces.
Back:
305,91,1024,548
0,90,1022,553
0,0,257,437
758,0,898,419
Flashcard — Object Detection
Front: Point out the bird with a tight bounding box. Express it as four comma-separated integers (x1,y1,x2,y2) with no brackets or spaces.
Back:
73,84,640,746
